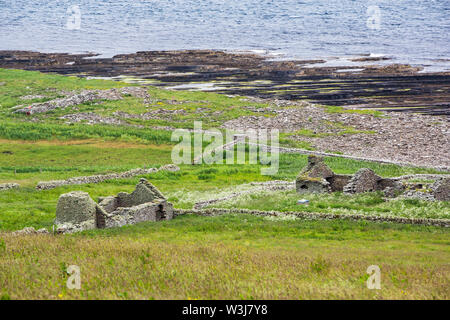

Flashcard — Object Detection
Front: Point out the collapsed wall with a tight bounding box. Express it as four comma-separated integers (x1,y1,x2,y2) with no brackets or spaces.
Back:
55,178,173,233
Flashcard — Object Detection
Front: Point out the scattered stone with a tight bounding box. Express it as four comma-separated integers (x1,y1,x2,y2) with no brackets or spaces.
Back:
223,104,449,169
20,94,46,100
13,87,150,115
401,189,435,202
36,165,178,190
0,183,19,191
383,187,401,198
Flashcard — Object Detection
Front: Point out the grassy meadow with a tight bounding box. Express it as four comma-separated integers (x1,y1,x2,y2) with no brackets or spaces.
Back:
0,68,448,299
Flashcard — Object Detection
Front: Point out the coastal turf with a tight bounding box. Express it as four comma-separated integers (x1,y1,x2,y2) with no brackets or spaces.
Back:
0,214,449,300
0,68,448,300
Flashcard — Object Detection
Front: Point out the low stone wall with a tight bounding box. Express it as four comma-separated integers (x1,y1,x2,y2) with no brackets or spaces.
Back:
175,208,450,228
36,164,179,190
103,200,173,229
0,183,19,191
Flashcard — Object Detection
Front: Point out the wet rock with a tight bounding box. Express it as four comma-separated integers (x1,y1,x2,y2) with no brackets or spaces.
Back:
0,183,19,191
343,168,381,194
3,50,447,118
431,177,450,201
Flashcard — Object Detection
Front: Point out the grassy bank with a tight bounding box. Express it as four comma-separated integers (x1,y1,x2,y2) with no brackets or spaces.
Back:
1,214,449,300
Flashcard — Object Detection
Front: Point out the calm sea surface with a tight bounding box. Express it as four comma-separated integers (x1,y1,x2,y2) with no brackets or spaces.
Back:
1,0,449,71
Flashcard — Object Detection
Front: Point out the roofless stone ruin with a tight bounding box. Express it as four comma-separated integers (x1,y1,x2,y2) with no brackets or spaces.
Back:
55,178,173,233
296,155,449,201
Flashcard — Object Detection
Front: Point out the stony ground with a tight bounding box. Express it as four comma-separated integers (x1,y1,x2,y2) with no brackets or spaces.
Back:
222,99,449,169
11,84,449,169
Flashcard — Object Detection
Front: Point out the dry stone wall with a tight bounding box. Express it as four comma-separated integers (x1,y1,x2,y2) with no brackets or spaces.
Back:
296,155,447,201
36,165,179,190
0,183,19,191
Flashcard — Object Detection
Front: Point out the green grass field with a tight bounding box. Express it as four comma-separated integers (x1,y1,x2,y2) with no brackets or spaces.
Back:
0,68,448,300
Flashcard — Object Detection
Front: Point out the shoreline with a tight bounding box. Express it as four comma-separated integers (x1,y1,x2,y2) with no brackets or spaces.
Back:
1,49,449,116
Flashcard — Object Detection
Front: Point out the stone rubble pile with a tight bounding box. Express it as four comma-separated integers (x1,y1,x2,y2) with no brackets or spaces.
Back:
222,104,449,169
12,226,49,235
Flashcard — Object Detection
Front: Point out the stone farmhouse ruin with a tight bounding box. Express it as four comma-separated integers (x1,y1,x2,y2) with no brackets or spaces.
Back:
296,155,449,201
55,178,173,233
